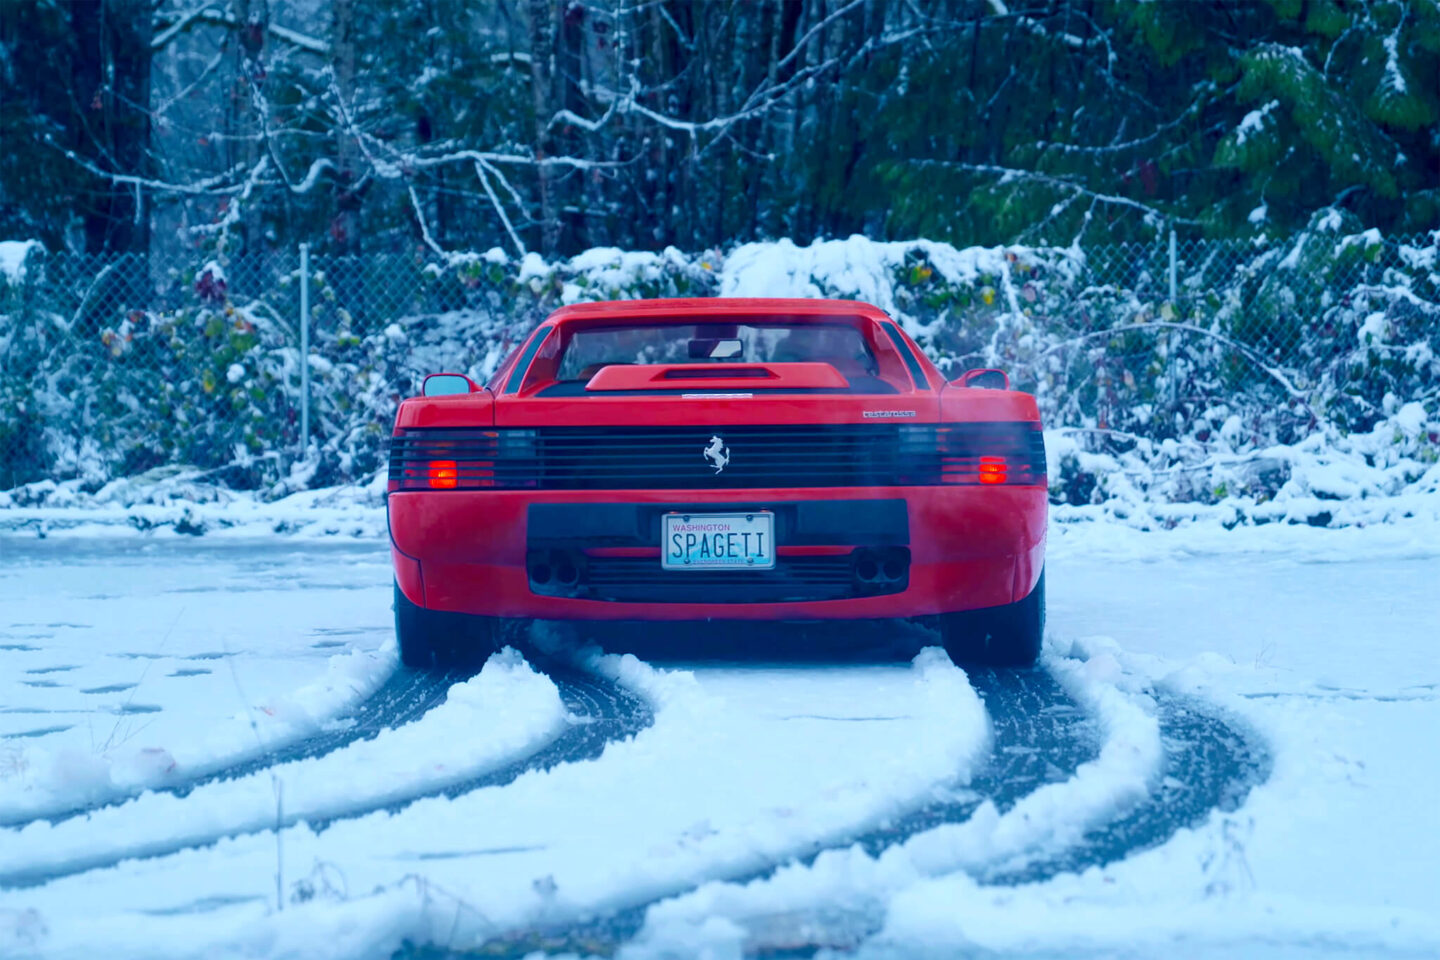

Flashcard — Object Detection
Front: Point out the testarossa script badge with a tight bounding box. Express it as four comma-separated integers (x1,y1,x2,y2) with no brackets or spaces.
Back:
862,410,918,418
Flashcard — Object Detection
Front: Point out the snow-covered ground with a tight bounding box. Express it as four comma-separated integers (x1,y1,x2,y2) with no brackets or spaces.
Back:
1,520,1437,959
637,532,1440,958
0,542,396,818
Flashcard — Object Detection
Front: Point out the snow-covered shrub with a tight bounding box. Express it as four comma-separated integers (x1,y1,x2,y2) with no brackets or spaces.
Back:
289,246,718,492
720,229,1438,512
1,228,1435,512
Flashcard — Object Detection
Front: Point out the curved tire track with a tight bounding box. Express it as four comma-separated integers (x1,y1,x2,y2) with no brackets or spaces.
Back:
985,692,1270,886
312,669,651,829
468,668,1267,957
0,669,651,891
0,666,462,831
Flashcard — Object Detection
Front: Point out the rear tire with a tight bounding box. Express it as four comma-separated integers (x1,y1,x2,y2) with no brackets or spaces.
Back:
939,569,1045,667
393,582,505,670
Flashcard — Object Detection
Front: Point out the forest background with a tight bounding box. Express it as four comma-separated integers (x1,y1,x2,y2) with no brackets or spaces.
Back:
0,0,1437,522
2,0,1438,256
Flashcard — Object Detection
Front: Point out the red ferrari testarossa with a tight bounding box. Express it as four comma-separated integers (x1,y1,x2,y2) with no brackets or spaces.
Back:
387,298,1047,666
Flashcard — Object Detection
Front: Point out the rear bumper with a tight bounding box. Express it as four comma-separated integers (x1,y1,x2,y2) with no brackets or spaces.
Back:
389,486,1046,621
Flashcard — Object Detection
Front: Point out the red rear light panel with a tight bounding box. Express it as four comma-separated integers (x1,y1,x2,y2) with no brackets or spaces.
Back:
936,423,1045,486
388,422,1045,491
391,430,505,491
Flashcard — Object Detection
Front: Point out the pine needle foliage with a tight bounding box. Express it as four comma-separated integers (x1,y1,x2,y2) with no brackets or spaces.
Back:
1,0,1437,255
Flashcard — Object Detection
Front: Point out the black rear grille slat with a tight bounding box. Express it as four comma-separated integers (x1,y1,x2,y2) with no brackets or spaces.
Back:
579,554,874,603
389,423,1045,489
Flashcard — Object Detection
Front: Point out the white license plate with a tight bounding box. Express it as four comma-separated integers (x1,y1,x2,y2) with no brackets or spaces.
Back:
662,512,775,571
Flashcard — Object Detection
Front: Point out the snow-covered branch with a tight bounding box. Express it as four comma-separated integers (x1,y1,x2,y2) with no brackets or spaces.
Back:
474,160,527,257
1029,321,1311,406
49,137,250,196
151,7,329,54
773,0,868,75
914,161,1196,226
402,148,621,173
290,158,338,194
407,185,448,260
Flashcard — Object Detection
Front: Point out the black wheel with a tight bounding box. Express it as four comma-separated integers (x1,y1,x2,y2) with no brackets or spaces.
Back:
939,569,1045,667
393,582,505,670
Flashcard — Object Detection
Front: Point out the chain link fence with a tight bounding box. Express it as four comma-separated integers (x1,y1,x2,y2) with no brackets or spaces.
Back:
2,231,1436,495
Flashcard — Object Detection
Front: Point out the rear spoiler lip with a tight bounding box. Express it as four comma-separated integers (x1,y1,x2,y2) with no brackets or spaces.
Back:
583,362,851,392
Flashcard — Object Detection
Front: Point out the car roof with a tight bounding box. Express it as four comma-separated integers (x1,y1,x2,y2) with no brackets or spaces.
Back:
544,298,892,325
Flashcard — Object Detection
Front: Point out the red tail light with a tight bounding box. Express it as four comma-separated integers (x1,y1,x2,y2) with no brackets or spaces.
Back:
936,423,1045,485
390,430,506,491
428,460,458,489
389,424,1044,490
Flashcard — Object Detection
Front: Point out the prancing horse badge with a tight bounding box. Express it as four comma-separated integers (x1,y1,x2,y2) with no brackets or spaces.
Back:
703,436,730,474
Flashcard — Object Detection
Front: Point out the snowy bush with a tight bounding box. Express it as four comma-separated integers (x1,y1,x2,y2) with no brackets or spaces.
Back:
718,227,1437,512
1,225,1436,515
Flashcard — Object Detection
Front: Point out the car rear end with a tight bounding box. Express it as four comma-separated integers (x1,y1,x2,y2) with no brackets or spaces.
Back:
387,299,1046,657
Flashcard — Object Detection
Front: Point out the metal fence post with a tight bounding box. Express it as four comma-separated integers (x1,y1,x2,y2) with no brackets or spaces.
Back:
299,243,310,457
1168,228,1178,304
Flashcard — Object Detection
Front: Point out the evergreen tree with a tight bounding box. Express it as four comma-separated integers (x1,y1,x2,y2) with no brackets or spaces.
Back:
3,0,1436,255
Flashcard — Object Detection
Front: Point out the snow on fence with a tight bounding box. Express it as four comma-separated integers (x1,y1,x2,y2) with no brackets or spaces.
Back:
1,217,1436,513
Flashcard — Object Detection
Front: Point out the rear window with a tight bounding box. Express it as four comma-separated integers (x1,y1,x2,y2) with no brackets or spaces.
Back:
554,322,879,382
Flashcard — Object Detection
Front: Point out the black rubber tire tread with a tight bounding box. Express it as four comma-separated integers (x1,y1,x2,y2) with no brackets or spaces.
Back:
395,582,506,670
939,569,1045,667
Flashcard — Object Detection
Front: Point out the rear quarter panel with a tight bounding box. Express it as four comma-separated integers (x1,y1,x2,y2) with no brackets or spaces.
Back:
939,383,1042,423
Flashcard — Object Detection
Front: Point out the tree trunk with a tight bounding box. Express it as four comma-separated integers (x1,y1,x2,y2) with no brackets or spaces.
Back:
331,0,361,253
71,0,152,254
557,0,586,253
229,0,267,253
70,0,105,253
644,0,679,250
527,0,560,255
108,0,151,254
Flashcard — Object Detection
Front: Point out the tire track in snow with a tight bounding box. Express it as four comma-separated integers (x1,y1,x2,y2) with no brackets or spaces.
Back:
0,669,652,891
0,666,462,832
984,693,1270,887
464,669,1266,957
310,668,652,829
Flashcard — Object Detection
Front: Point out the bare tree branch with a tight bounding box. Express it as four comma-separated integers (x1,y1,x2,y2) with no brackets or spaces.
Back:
772,0,867,76
407,184,449,259
474,160,527,256
152,6,330,54
911,160,1198,226
48,136,250,195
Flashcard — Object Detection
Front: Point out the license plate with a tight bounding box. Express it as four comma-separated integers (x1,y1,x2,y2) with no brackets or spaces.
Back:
662,512,775,571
